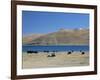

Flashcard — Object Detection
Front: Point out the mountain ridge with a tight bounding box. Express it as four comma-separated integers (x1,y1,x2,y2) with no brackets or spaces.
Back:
23,29,89,45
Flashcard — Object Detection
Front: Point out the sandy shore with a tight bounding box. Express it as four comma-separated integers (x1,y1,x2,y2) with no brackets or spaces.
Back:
22,51,89,69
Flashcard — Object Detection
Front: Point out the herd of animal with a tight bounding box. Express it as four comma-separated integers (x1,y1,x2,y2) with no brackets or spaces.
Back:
26,50,86,57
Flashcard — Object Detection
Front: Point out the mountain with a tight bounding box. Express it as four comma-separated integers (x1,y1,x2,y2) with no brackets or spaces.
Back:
22,34,44,45
23,29,89,45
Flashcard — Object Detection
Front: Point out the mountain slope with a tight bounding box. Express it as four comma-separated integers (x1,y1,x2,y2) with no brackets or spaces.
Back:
24,29,89,45
22,34,44,45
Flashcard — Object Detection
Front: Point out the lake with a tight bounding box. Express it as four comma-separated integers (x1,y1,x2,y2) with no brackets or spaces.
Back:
22,45,89,52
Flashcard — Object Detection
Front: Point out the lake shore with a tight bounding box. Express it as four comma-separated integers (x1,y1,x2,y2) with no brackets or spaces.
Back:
22,51,89,69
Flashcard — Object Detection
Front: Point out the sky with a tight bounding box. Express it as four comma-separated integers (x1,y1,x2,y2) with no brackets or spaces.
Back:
22,11,89,35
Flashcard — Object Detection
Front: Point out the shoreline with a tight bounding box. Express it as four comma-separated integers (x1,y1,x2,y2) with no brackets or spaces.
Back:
22,44,89,46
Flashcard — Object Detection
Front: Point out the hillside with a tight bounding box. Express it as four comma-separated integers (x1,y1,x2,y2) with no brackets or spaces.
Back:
23,29,89,45
22,34,44,45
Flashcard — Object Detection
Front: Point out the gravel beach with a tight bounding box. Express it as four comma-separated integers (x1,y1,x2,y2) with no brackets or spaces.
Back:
22,51,89,69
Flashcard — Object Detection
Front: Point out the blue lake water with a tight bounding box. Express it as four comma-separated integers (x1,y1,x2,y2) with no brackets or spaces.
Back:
22,45,89,52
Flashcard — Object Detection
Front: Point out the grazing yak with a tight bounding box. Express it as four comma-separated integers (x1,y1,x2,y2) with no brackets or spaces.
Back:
27,51,38,54
80,50,85,55
67,51,72,55
81,52,85,55
47,53,56,57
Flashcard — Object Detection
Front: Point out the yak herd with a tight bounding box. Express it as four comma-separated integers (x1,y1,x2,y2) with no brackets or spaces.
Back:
27,50,86,57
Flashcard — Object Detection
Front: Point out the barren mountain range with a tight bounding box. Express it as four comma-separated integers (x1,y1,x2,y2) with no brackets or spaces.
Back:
23,29,89,45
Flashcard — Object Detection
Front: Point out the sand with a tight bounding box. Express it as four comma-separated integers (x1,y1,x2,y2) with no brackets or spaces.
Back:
22,51,89,69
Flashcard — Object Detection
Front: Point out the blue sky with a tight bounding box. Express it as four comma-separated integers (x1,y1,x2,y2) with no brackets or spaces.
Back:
22,11,89,35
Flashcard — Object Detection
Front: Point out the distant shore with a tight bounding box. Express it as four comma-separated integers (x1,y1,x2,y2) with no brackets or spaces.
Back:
22,51,89,69
23,44,89,46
